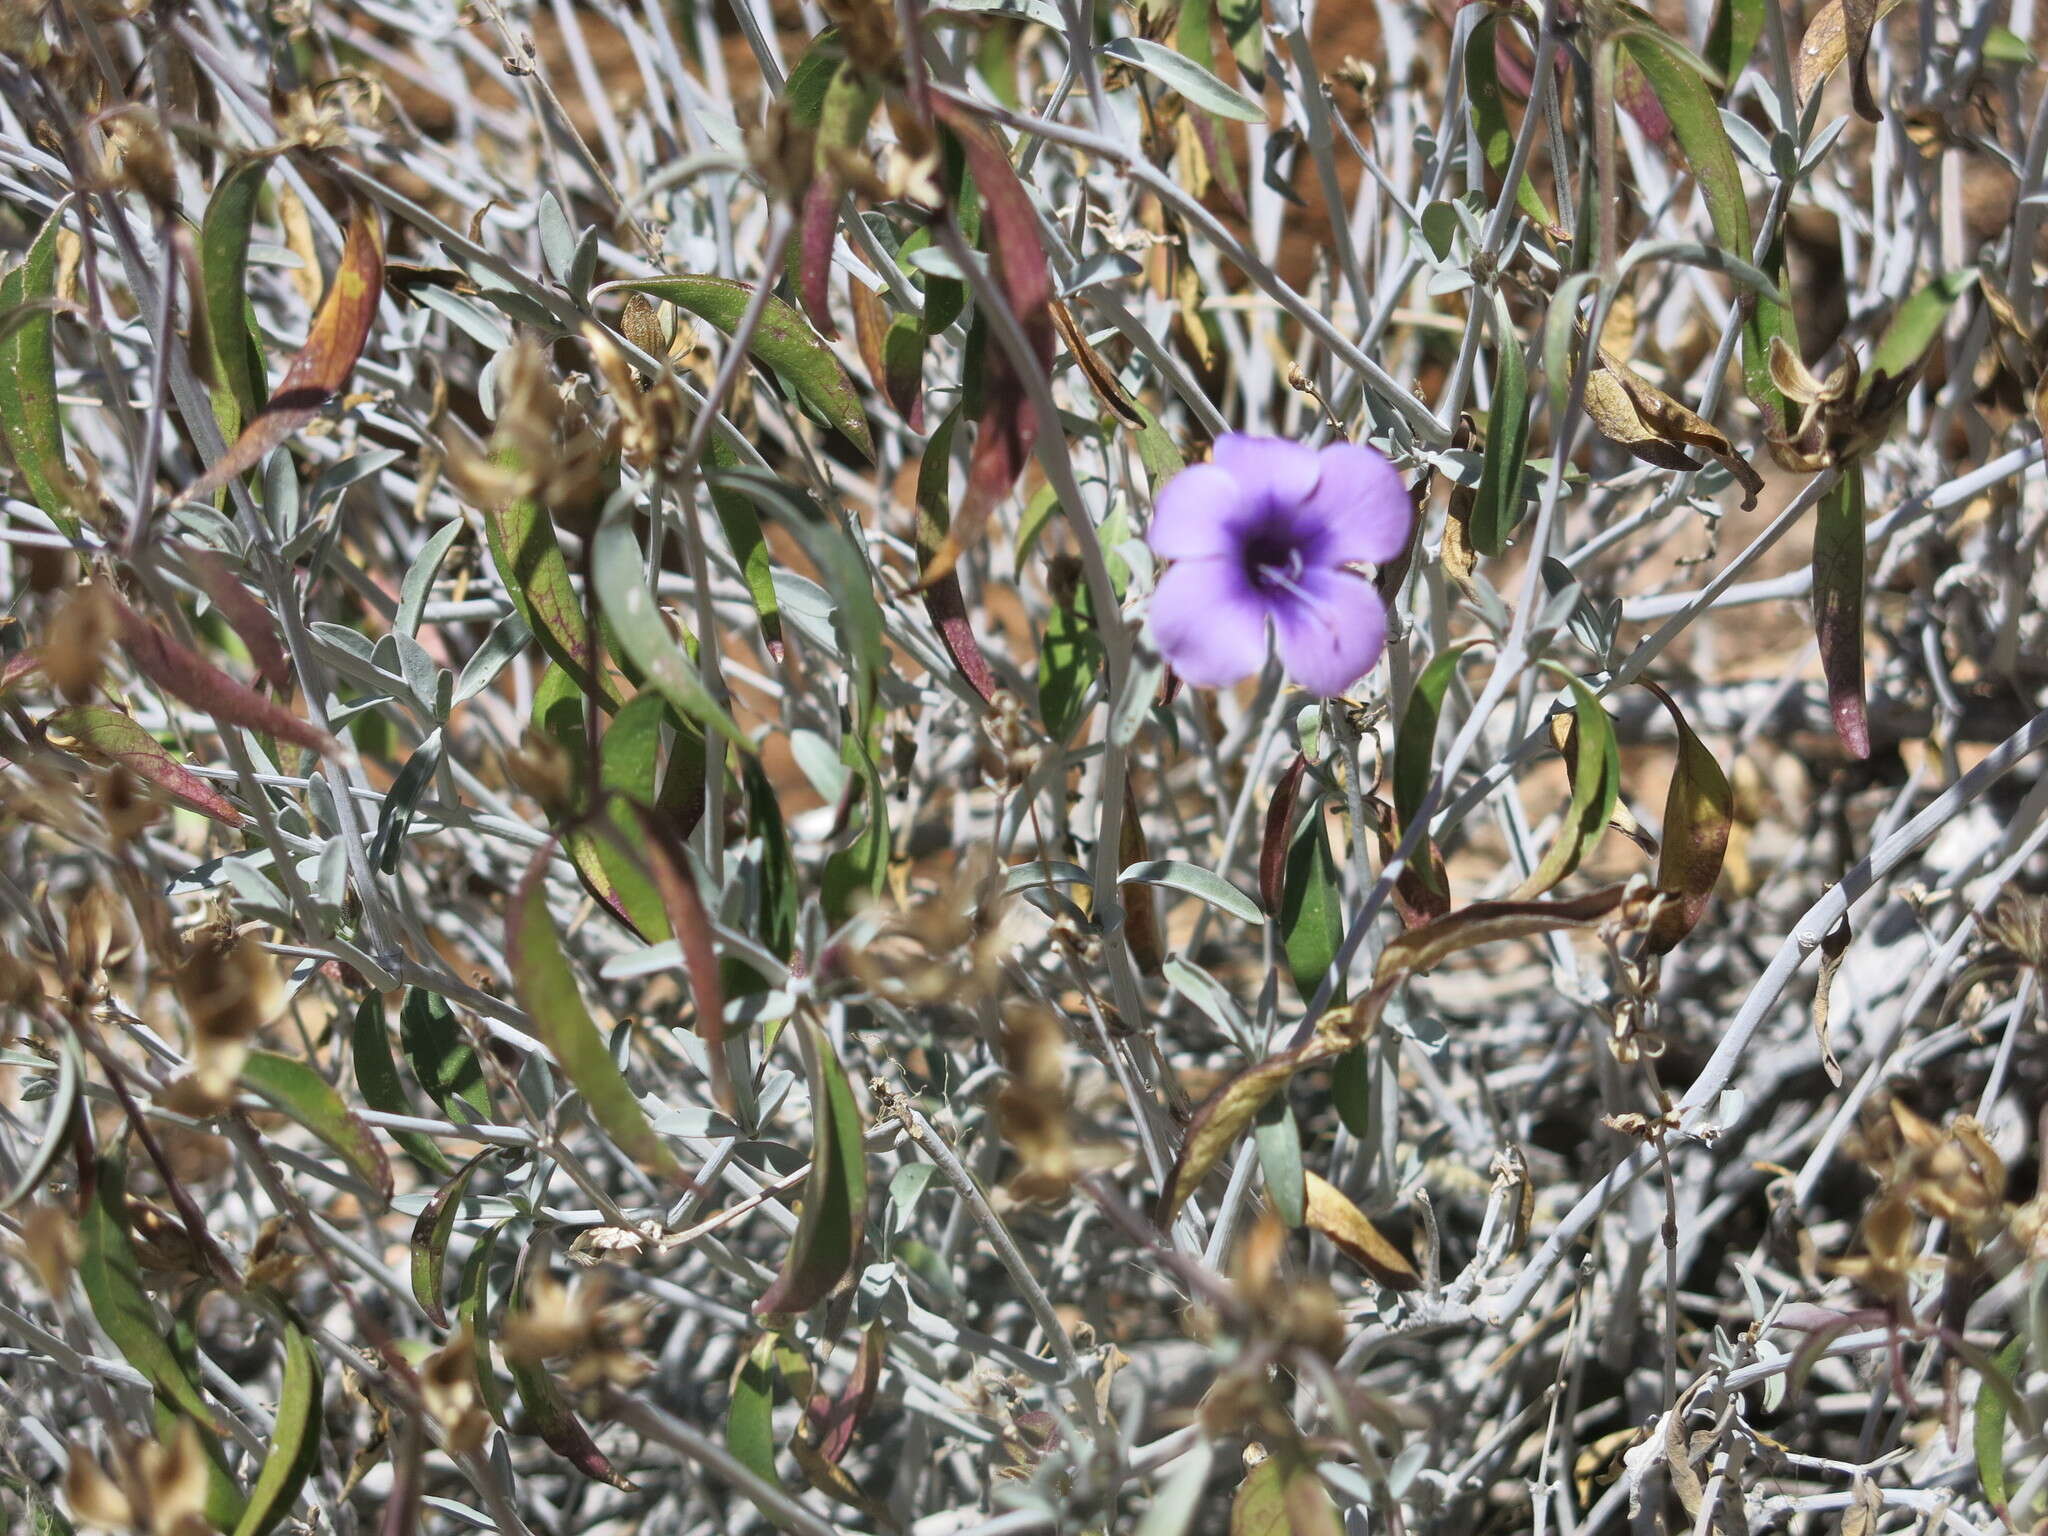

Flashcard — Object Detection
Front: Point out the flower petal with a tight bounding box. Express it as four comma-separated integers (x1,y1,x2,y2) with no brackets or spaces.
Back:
1272,569,1387,698
1304,442,1414,566
1146,463,1252,561
1213,434,1320,506
1147,559,1270,688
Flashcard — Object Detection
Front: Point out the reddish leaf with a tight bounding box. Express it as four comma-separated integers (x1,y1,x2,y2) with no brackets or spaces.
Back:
507,1241,636,1489
1641,680,1734,954
180,198,383,504
924,98,1054,584
1374,884,1636,981
1260,754,1308,916
914,408,998,702
182,546,291,693
633,804,733,1117
799,177,839,341
812,1319,886,1464
44,704,244,825
113,594,334,755
1813,461,1870,759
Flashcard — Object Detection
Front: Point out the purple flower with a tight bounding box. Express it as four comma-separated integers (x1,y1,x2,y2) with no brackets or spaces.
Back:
1145,435,1413,698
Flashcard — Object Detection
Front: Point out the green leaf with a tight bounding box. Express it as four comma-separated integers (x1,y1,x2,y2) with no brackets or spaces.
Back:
1704,0,1766,92
1101,35,1267,121
592,514,752,754
1976,1335,2028,1511
482,477,620,710
732,760,799,990
1511,668,1620,897
507,844,684,1178
1231,1448,1342,1536
1218,0,1265,86
411,1147,495,1329
1813,460,1870,759
0,198,78,537
1254,1098,1305,1226
755,1015,868,1315
229,1316,319,1536
1471,289,1530,557
609,275,873,458
1116,859,1264,928
351,994,453,1175
241,1050,395,1208
821,733,890,925
458,1217,512,1427
1281,801,1344,1004
708,435,783,657
1619,20,1794,423
80,1156,217,1427
400,986,490,1127
1866,268,1979,393
1467,16,1551,227
727,1332,783,1493
1037,582,1101,741
200,157,275,433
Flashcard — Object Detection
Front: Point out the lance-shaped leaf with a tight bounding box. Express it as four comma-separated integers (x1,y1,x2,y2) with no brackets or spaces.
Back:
812,1319,886,1463
1705,0,1766,91
507,1244,636,1488
633,802,732,1116
1156,1037,1338,1225
113,595,334,755
755,1015,868,1315
1976,1335,2028,1511
400,985,489,1128
592,514,750,753
182,198,383,503
1582,346,1762,509
1280,804,1343,1003
182,547,290,693
1813,460,1870,759
483,476,620,710
916,407,998,701
199,156,276,434
1467,15,1551,227
708,435,783,659
1471,289,1530,556
1120,859,1265,928
1303,1171,1421,1290
1641,680,1733,954
727,1331,783,1493
1260,753,1309,917
458,1218,512,1428
607,275,872,459
1102,35,1266,121
1509,669,1621,899
1794,0,1909,110
79,1155,218,1428
241,1050,394,1209
1620,20,1794,424
1392,643,1486,909
0,198,79,537
229,1315,319,1536
923,97,1055,584
44,705,243,825
1865,268,1979,398
411,1148,495,1329
1375,884,1634,981
820,734,890,924
351,993,452,1175
508,842,685,1179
